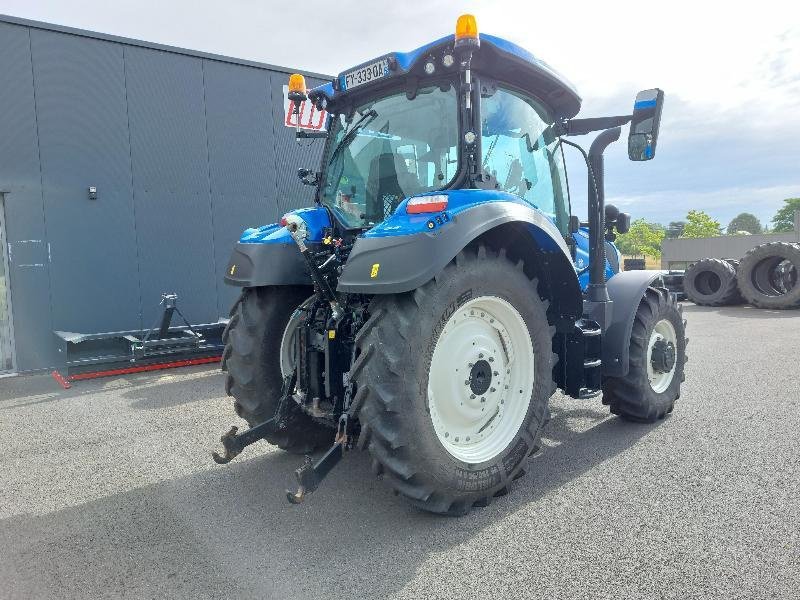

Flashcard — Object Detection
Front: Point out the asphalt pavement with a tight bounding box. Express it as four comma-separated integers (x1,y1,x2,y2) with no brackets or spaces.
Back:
1,303,798,599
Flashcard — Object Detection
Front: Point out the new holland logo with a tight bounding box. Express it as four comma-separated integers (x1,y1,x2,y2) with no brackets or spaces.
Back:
370,264,380,278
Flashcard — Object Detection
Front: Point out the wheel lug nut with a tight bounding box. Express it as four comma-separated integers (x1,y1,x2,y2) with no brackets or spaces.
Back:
490,387,496,393
479,353,484,358
468,362,474,368
488,357,494,362
493,371,498,376
480,397,486,403
464,380,470,386
470,394,476,399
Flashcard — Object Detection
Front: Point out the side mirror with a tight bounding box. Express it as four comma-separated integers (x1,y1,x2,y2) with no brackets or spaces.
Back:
628,88,664,161
568,215,581,234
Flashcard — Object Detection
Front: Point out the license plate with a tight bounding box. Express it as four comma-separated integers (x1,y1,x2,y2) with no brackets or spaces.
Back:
341,59,389,91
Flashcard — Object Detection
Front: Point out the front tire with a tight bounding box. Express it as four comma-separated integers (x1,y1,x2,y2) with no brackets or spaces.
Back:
602,287,687,422
222,286,332,454
354,246,556,515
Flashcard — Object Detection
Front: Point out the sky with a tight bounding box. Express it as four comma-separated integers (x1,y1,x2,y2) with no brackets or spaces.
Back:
1,0,798,227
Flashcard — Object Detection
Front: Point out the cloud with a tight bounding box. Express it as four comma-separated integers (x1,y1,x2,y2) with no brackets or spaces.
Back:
2,0,798,229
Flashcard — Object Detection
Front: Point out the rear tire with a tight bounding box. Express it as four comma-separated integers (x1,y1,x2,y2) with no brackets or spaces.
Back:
354,246,556,515
683,258,741,306
602,287,687,423
736,242,800,309
222,286,332,454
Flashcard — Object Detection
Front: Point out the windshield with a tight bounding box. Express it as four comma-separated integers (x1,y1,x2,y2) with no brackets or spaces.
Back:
320,83,459,227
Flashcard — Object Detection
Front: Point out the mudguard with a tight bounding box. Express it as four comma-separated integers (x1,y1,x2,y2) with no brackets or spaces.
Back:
225,240,310,286
602,269,667,378
224,207,331,287
338,198,574,294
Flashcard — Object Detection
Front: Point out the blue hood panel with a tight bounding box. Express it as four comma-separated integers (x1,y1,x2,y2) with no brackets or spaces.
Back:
239,206,332,244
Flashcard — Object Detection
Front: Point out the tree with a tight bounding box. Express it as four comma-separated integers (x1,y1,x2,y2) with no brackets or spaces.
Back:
771,198,800,232
614,219,665,258
726,212,762,235
681,210,722,238
665,221,686,239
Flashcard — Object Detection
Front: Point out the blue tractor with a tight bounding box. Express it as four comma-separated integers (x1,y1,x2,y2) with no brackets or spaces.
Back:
213,15,687,515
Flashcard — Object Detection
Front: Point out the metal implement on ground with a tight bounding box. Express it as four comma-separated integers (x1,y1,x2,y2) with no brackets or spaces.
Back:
52,293,225,388
213,14,688,514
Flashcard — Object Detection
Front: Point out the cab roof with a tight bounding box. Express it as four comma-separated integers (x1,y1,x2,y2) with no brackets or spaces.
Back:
309,33,582,120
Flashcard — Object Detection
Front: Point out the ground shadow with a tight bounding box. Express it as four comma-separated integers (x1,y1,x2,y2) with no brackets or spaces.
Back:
0,400,662,599
121,368,224,410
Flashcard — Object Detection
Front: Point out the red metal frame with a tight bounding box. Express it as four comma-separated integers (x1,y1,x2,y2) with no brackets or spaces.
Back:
51,355,221,389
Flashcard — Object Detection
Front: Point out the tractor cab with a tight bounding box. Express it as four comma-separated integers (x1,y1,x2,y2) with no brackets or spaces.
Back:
290,15,583,236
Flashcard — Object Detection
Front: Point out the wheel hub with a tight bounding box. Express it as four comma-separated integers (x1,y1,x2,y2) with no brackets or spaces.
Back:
650,339,676,373
646,318,679,393
468,359,493,395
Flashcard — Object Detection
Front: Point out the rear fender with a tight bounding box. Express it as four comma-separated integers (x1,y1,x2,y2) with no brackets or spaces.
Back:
337,195,583,325
224,206,331,287
602,270,668,377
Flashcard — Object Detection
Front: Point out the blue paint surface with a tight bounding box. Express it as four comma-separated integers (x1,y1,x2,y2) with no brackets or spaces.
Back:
634,99,657,109
239,205,331,244
310,33,577,105
572,227,619,289
235,190,622,293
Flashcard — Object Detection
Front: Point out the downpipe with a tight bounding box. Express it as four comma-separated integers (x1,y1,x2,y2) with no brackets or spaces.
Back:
584,127,621,327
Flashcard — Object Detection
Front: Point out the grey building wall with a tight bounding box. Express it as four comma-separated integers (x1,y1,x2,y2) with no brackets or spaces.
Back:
661,211,800,269
0,16,330,372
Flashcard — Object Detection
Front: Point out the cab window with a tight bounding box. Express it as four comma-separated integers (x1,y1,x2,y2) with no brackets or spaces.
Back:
480,87,570,234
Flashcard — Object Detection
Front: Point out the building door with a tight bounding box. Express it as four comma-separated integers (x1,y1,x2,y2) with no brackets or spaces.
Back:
0,194,15,373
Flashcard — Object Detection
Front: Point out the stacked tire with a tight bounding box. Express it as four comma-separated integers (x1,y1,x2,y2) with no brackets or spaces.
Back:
683,258,742,306
682,243,800,310
736,242,800,309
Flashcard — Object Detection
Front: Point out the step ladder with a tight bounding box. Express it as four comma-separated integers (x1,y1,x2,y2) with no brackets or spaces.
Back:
563,318,603,399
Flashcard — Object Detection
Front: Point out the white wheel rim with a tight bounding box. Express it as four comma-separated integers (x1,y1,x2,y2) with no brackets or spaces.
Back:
280,297,315,376
428,296,535,464
647,319,678,393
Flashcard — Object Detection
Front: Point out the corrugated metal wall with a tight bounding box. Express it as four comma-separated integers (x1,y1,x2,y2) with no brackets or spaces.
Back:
662,229,800,269
0,17,328,371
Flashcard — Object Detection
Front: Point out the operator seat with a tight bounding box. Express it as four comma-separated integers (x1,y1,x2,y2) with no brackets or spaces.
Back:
365,151,418,223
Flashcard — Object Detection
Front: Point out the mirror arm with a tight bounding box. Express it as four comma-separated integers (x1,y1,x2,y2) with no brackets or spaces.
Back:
560,115,631,137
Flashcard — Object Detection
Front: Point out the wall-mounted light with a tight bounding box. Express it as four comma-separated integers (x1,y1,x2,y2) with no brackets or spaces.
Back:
88,186,97,200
